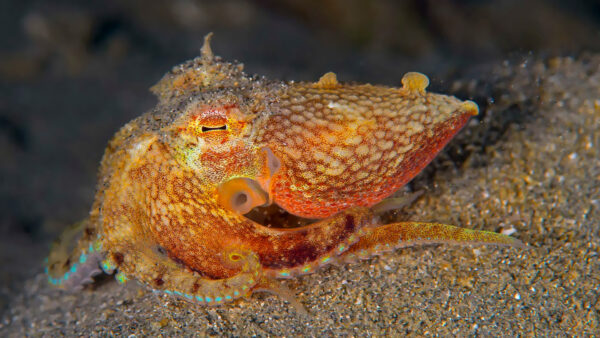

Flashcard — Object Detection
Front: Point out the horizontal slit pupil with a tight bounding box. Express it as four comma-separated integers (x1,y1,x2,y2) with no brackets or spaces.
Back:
201,125,227,132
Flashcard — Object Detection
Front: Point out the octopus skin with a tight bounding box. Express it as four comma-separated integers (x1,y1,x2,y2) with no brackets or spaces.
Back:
46,34,520,312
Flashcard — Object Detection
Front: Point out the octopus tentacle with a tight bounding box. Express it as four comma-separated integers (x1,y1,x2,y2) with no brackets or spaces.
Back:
46,219,103,290
249,207,371,279
342,222,523,262
253,277,308,316
101,239,264,305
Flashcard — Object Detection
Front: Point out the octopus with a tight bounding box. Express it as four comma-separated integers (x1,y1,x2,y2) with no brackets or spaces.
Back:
46,34,520,313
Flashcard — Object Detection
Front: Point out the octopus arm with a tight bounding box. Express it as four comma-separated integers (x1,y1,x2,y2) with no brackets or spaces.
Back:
100,235,266,306
46,219,103,290
248,208,372,279
342,221,524,262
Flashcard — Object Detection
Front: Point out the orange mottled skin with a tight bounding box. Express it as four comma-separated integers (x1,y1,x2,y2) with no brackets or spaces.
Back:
47,34,519,311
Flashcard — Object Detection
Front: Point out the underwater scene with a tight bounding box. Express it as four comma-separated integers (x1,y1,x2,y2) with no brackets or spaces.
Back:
1,0,598,336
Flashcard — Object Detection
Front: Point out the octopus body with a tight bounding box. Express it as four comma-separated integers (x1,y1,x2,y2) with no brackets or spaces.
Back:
47,34,519,311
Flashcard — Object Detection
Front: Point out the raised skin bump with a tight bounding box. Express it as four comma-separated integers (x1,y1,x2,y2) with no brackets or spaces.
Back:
314,72,339,89
47,34,520,313
401,71,430,94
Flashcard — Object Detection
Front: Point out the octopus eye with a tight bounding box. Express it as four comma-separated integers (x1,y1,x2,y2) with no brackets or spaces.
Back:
217,177,268,214
228,253,243,261
201,125,227,132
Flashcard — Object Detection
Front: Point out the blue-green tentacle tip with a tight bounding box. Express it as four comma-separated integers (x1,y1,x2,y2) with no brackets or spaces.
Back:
101,259,116,274
115,271,128,284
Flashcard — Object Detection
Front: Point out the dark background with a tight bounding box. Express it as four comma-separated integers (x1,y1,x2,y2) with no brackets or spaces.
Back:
1,0,599,307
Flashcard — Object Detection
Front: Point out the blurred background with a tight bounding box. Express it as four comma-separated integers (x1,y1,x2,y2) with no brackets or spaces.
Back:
1,0,599,310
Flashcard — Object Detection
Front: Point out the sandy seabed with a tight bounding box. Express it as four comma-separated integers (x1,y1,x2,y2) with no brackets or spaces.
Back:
1,52,598,336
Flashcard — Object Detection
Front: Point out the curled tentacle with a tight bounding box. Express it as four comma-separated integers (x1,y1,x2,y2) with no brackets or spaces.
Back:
100,236,265,305
46,220,103,290
161,249,264,305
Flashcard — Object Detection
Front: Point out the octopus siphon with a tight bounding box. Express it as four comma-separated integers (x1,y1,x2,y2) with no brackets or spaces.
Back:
46,34,520,313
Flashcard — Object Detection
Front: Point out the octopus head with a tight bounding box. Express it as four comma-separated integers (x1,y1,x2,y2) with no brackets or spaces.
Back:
166,98,279,215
